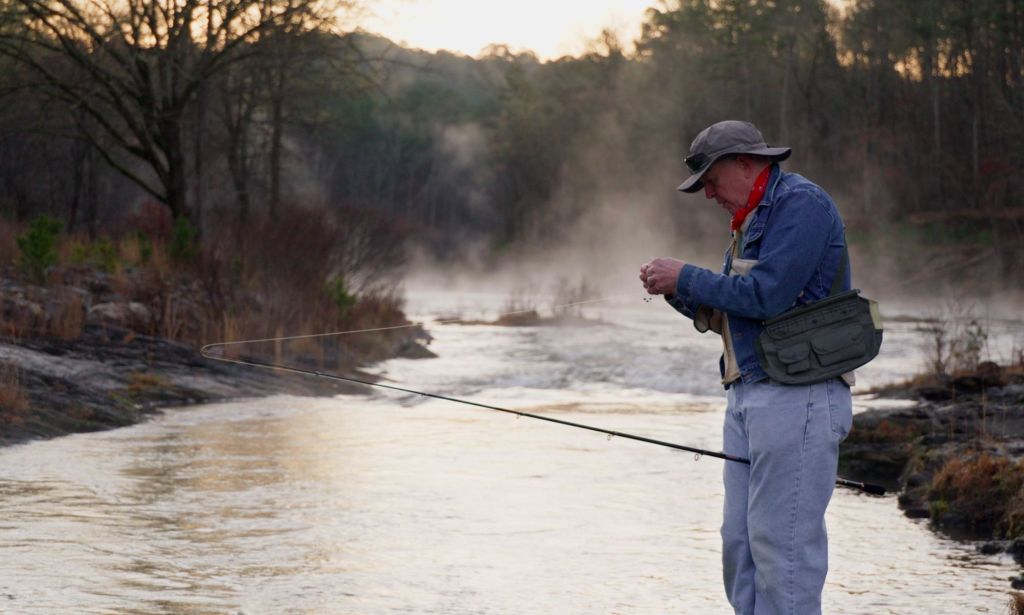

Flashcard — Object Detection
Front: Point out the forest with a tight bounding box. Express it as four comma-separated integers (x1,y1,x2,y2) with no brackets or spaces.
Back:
0,0,1022,310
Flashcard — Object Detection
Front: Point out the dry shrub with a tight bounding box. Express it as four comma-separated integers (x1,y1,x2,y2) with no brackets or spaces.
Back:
118,236,141,265
0,311,26,341
928,452,1024,535
918,299,991,377
59,234,91,266
0,218,19,265
66,405,94,421
128,371,166,395
1008,348,1024,381
193,205,409,369
160,291,187,341
855,419,920,444
46,288,85,341
1011,592,1024,615
1005,487,1024,539
0,362,29,425
551,276,598,316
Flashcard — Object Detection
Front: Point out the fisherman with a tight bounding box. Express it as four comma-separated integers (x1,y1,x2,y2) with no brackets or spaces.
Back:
639,120,853,615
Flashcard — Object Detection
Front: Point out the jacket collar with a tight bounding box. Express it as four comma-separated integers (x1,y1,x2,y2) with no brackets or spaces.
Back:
759,163,784,207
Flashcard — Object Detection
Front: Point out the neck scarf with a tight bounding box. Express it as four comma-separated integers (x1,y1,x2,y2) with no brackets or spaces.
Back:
730,165,772,232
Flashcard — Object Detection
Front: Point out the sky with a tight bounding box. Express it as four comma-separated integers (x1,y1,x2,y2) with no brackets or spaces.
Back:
358,0,664,60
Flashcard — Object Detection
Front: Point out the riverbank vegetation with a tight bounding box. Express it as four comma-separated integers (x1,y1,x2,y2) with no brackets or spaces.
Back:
1,207,410,364
0,204,424,442
841,313,1024,590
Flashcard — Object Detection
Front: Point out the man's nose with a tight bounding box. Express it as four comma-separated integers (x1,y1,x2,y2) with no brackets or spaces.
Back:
704,183,714,199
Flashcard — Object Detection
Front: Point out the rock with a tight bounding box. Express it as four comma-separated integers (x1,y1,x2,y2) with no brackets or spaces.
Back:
1010,538,1024,566
916,384,953,401
1,294,43,327
87,302,153,332
902,505,931,519
392,338,437,359
83,272,114,295
1012,574,1024,590
978,541,1006,555
904,472,928,489
977,361,1004,386
919,433,950,446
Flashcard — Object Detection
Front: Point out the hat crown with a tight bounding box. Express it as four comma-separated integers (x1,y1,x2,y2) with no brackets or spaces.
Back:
690,120,767,158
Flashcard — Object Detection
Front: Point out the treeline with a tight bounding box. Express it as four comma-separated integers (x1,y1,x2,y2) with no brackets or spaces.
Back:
0,0,1022,284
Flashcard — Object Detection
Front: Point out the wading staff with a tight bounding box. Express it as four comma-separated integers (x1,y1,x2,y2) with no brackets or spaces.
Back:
200,346,886,496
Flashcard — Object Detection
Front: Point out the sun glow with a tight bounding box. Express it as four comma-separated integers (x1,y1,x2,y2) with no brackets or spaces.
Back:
359,0,659,60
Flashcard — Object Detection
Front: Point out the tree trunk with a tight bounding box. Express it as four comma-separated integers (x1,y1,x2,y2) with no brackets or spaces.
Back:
779,40,793,143
193,80,207,240
269,93,283,219
69,139,85,233
163,114,190,222
85,149,99,240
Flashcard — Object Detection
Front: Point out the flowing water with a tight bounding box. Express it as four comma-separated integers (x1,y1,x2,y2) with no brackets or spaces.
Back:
1,289,1022,614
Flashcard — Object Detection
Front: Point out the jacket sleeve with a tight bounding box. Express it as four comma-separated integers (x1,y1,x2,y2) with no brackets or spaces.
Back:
664,292,701,320
673,188,835,321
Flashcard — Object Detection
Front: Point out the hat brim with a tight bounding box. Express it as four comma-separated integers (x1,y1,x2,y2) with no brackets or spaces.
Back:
676,146,792,193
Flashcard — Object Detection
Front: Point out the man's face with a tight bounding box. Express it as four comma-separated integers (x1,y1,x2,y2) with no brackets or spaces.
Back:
702,157,754,216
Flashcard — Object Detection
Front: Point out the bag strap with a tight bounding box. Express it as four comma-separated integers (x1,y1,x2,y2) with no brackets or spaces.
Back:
829,243,849,297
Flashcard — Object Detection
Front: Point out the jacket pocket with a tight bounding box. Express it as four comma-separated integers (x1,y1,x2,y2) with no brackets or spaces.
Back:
741,223,765,253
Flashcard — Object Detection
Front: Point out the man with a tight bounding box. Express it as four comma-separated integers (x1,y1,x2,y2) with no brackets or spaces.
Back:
639,120,853,615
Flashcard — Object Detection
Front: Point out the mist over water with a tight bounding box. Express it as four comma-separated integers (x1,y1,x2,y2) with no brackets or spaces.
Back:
1,286,1021,614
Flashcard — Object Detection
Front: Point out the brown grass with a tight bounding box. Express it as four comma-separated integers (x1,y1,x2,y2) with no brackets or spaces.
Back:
66,404,95,421
849,418,921,444
858,372,944,395
0,310,27,342
0,218,19,265
928,452,1024,535
1010,592,1024,615
1004,486,1024,539
47,288,86,341
0,363,30,425
127,371,167,395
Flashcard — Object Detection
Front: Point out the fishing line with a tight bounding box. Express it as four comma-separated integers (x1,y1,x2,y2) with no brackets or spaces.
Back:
204,298,611,349
199,297,885,496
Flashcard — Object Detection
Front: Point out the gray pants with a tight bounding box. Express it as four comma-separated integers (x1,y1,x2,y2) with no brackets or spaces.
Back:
721,379,852,615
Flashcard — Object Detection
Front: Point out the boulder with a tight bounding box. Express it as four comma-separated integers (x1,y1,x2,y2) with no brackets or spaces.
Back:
87,301,153,332
1010,537,1024,566
1,293,44,329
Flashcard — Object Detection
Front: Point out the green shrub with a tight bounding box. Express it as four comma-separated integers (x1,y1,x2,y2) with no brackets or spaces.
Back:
92,237,118,273
325,277,357,314
169,217,198,264
16,215,62,283
136,231,153,265
69,243,90,266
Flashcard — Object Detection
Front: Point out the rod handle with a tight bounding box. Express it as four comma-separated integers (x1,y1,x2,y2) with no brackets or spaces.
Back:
837,477,886,496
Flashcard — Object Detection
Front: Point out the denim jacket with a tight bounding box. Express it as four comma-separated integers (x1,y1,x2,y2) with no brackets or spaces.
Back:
666,164,850,387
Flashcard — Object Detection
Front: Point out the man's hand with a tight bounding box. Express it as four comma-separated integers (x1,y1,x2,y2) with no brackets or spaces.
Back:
640,258,686,295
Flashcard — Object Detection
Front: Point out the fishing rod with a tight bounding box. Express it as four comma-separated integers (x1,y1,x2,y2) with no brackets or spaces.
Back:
199,341,886,497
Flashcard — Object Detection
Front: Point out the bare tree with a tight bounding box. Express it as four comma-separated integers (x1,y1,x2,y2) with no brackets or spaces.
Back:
0,0,341,222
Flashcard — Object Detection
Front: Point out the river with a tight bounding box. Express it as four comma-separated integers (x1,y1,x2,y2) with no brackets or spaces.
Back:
0,288,1021,614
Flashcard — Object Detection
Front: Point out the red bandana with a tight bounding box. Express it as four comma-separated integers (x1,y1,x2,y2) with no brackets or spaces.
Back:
730,165,772,232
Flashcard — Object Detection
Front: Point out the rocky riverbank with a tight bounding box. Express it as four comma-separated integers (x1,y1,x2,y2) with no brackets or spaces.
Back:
841,363,1024,588
0,265,434,447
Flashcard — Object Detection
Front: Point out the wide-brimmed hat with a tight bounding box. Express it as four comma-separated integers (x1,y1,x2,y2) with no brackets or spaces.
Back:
677,120,792,193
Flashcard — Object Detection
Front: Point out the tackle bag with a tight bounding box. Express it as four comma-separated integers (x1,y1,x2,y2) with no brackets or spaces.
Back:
755,249,883,385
